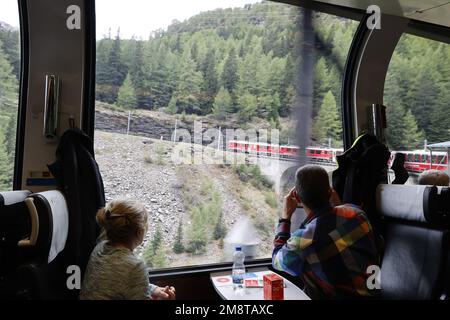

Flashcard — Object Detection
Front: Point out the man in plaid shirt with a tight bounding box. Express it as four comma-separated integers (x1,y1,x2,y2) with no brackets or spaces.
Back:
272,165,380,299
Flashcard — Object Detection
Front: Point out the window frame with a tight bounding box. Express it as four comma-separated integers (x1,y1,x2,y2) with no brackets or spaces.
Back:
90,1,367,276
12,0,28,190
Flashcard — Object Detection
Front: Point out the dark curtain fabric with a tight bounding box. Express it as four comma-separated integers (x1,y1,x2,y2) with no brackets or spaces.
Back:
48,128,105,277
332,134,390,239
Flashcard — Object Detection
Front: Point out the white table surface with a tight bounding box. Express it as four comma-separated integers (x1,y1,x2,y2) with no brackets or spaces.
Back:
210,268,310,300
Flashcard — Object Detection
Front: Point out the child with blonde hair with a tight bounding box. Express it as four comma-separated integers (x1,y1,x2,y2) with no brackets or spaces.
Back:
80,199,175,300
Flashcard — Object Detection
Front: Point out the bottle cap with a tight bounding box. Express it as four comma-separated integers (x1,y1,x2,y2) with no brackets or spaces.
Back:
235,246,242,251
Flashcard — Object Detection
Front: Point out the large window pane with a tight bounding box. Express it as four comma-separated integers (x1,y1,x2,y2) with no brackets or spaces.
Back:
0,2,20,190
384,34,450,183
94,0,357,268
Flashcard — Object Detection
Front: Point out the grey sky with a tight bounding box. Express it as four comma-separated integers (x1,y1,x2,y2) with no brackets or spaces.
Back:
0,0,260,39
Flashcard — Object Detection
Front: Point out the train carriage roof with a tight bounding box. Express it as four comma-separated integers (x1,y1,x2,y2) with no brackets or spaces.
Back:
428,141,450,151
393,150,447,155
279,0,450,27
276,0,450,43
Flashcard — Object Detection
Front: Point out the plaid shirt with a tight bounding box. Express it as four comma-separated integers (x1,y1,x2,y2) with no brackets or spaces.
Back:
272,204,380,299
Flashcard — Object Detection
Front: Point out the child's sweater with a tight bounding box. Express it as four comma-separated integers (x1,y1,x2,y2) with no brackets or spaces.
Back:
80,241,157,299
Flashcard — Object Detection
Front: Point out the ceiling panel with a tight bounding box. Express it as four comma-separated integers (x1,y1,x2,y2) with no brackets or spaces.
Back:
311,0,450,28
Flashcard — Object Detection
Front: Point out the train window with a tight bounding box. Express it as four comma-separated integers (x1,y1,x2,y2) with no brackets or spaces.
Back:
0,1,20,190
384,33,449,183
93,0,357,269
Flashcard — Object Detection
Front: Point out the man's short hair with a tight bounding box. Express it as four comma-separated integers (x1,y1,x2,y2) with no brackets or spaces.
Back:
418,169,450,186
295,165,330,210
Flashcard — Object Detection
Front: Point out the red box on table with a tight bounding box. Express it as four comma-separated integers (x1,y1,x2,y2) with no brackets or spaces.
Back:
263,273,284,300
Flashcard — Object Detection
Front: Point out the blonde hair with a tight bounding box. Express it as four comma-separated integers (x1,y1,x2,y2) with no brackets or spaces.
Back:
418,170,450,186
96,199,148,243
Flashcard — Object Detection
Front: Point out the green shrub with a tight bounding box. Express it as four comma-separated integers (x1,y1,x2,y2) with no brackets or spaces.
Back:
173,222,185,254
264,191,278,208
143,223,168,268
213,210,226,240
234,164,273,189
200,179,213,196
143,244,167,268
186,191,223,254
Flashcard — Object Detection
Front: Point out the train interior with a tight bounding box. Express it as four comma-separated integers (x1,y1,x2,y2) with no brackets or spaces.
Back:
0,0,449,301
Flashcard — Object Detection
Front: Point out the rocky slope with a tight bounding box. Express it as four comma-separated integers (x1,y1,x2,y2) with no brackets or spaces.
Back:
94,130,279,267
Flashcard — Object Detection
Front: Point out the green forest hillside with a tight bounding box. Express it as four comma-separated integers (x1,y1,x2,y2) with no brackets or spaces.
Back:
95,1,449,149
0,23,19,189
96,2,357,148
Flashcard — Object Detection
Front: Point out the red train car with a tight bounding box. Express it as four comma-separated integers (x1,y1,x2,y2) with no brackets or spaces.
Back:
227,140,343,163
390,150,448,173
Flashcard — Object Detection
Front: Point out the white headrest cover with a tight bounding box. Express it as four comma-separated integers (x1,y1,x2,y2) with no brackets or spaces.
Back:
37,191,69,263
1,190,31,205
376,184,427,223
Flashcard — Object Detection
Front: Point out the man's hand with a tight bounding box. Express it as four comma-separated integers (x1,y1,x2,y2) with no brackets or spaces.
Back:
151,286,176,300
329,188,342,207
282,187,299,220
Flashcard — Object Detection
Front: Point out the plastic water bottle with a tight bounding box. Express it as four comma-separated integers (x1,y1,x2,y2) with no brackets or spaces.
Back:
232,246,246,295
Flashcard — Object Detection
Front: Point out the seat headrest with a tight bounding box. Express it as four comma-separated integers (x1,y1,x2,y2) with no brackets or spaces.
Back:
20,191,69,263
376,184,450,227
0,190,31,206
0,190,32,248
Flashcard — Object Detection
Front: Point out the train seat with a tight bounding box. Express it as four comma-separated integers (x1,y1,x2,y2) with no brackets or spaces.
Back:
376,184,450,299
0,190,32,297
1,190,70,299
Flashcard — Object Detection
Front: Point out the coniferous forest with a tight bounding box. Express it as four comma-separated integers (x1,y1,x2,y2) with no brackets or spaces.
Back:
0,1,449,189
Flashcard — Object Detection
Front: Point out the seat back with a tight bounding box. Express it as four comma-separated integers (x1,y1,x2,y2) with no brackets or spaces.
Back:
376,184,449,299
0,190,31,298
0,190,71,299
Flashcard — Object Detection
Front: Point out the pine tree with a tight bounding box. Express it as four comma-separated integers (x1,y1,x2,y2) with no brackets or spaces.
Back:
212,87,232,120
173,53,203,114
172,221,184,254
167,96,178,114
186,208,207,254
221,48,239,95
0,42,18,109
95,38,113,102
150,245,167,268
267,93,281,124
407,63,440,136
0,132,13,190
279,55,294,117
200,49,218,115
106,30,128,103
313,57,332,117
116,74,137,109
129,40,149,108
213,210,226,240
237,92,258,123
384,73,424,149
312,91,342,146
151,223,163,255
4,114,16,161
0,29,20,79
238,38,263,97
428,81,450,142
385,101,424,150
403,109,424,148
